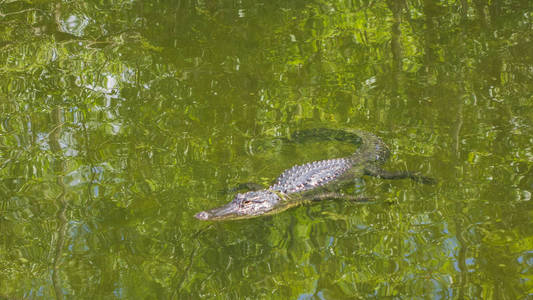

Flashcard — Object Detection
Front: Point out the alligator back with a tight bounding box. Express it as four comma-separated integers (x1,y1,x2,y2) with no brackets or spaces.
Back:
270,158,353,194
269,129,389,195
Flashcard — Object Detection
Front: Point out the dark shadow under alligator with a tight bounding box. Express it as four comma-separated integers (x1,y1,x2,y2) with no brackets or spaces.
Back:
195,128,434,221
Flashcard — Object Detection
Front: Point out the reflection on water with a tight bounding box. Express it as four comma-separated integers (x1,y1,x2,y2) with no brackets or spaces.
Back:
1,0,532,298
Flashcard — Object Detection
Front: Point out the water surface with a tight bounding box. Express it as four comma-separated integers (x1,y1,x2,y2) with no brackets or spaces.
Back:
1,1,532,299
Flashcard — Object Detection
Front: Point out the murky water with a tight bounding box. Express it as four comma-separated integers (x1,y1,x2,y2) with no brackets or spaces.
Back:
1,1,532,299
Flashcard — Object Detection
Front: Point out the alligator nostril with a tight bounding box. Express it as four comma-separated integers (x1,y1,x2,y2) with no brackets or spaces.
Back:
195,211,209,220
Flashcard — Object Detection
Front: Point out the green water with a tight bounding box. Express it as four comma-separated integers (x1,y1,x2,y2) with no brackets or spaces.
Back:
1,1,532,299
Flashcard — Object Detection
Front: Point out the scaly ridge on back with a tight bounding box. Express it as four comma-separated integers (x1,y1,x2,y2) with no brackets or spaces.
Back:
270,158,353,194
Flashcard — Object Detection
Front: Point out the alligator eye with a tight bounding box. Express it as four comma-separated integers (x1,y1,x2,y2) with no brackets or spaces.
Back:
239,200,252,208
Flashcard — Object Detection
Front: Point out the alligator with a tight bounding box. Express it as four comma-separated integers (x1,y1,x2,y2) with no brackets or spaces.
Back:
195,128,433,221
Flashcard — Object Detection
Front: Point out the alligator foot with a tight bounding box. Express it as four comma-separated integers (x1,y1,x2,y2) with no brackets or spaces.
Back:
364,167,436,184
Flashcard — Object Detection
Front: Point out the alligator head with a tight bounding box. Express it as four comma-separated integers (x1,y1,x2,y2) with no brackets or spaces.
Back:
195,190,284,221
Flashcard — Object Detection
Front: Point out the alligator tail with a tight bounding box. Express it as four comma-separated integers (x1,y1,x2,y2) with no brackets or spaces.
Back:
346,129,390,165
290,128,390,164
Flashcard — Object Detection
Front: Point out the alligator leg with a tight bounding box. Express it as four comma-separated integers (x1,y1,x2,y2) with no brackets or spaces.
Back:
364,166,436,184
309,192,371,202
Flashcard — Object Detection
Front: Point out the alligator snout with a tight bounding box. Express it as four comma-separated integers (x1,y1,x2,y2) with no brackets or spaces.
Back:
194,211,210,220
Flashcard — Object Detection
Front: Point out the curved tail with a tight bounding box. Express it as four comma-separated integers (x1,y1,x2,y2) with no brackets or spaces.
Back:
347,129,390,165
290,128,390,164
